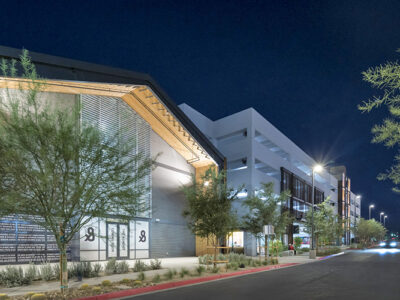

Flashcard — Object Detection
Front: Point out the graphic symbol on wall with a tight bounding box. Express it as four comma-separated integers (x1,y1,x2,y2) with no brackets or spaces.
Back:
85,227,95,242
139,230,146,242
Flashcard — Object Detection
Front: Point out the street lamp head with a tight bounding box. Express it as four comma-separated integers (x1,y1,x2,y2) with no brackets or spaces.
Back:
380,212,385,215
385,215,388,219
313,164,323,173
369,204,375,208
356,195,361,199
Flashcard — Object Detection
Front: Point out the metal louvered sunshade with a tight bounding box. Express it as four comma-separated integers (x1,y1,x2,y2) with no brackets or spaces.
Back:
80,94,152,218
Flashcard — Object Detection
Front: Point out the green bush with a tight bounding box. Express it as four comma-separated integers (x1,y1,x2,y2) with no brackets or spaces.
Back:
120,278,131,284
101,280,112,286
133,280,142,286
92,263,102,277
24,264,37,284
262,260,268,266
179,268,189,278
40,264,54,282
116,261,130,274
80,283,90,290
152,274,161,283
294,237,303,251
133,260,148,272
0,266,26,287
52,264,60,281
163,269,175,280
81,262,92,278
0,294,9,300
150,259,162,270
196,265,205,275
137,272,145,281
31,294,46,300
105,258,117,275
198,254,213,265
211,266,219,273
317,247,341,256
24,292,35,299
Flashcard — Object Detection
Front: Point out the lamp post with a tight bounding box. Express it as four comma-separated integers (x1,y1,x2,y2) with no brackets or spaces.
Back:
384,215,388,227
380,212,384,223
369,204,374,220
310,164,323,259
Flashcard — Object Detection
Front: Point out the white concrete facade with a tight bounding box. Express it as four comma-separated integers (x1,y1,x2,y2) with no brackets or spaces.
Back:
179,104,339,254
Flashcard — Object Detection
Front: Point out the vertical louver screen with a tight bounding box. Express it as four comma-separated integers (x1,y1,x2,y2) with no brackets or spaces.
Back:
81,94,151,218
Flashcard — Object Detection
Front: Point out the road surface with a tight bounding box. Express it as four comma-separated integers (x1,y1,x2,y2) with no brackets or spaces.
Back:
127,248,400,300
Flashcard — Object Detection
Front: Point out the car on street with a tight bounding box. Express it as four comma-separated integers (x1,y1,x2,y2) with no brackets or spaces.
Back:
379,239,398,248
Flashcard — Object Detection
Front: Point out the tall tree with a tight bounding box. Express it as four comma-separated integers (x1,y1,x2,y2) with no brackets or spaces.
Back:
242,182,291,258
359,49,400,192
182,167,238,266
354,218,386,248
0,50,154,291
304,199,342,250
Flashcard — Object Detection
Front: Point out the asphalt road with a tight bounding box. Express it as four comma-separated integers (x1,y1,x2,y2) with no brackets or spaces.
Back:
126,249,400,300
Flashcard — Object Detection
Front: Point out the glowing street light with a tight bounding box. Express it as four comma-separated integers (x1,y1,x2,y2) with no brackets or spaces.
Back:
380,212,385,223
369,204,375,220
310,164,323,259
384,215,388,227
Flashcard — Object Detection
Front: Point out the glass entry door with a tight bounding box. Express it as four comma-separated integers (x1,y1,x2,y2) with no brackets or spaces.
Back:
107,223,129,259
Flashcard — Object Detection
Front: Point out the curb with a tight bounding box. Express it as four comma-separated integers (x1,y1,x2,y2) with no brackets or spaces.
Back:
76,263,299,300
318,251,345,260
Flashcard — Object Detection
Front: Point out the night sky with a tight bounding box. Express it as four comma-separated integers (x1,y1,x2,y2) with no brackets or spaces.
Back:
1,0,399,231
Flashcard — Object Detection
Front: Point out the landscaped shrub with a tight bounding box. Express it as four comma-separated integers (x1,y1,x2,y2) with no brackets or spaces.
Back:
163,269,175,280
133,280,142,286
81,262,92,278
198,254,213,265
196,265,205,275
137,272,145,281
133,260,148,272
31,294,46,300
150,258,162,270
116,261,130,274
24,292,35,299
211,266,219,273
92,263,103,277
179,268,189,278
0,266,26,287
105,258,117,275
25,264,38,283
317,247,341,256
152,274,161,283
80,283,90,290
120,278,131,285
52,264,60,281
92,287,101,292
101,280,112,286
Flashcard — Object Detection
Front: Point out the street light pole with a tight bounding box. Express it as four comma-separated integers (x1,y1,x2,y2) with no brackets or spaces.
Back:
380,212,384,223
384,215,388,227
369,204,374,220
310,164,322,260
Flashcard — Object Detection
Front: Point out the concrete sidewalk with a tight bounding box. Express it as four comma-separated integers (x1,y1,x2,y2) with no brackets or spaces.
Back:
1,255,315,296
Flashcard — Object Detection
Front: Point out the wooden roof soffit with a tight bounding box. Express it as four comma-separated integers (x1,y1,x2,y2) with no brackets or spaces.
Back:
0,77,217,168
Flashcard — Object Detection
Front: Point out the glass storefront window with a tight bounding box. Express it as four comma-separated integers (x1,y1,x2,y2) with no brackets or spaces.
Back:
227,231,244,248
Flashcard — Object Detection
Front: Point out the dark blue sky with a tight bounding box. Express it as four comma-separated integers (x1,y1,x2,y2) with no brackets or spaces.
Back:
1,0,399,230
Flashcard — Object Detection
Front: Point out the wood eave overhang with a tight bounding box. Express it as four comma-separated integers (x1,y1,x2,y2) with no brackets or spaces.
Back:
0,77,216,168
